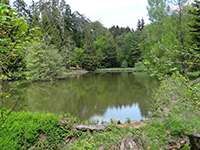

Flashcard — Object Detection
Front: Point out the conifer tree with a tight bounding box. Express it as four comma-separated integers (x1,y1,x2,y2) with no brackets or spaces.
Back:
13,0,28,17
190,0,200,50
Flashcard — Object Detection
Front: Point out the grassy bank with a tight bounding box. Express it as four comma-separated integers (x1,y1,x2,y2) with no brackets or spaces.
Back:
95,68,136,73
1,77,200,149
95,62,147,73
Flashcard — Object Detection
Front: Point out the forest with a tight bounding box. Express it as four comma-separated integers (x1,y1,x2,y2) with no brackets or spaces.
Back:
1,0,199,81
0,0,149,81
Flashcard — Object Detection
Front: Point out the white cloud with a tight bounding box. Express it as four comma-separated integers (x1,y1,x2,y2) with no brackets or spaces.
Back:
10,0,149,29
68,0,148,15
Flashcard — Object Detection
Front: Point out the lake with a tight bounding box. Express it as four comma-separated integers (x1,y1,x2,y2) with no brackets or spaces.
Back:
4,72,159,123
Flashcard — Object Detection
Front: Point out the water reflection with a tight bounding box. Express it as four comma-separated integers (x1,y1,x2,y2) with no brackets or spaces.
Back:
90,103,150,123
4,72,158,122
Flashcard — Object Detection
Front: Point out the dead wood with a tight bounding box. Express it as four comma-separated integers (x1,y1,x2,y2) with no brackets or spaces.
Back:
72,124,105,131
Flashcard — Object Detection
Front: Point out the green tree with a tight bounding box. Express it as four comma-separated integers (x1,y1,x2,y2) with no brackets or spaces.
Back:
190,0,200,49
141,0,193,74
115,33,127,66
0,1,39,125
131,31,144,64
123,32,134,66
82,24,100,70
189,0,200,71
95,31,117,68
0,1,39,77
13,0,29,17
136,18,145,31
29,1,40,28
26,38,64,80
91,21,106,40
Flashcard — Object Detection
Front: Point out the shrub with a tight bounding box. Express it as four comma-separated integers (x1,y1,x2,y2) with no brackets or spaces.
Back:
26,39,64,80
0,111,75,149
133,62,146,72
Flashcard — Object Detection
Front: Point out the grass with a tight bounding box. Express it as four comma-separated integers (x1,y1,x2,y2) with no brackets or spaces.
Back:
95,68,137,73
187,71,200,80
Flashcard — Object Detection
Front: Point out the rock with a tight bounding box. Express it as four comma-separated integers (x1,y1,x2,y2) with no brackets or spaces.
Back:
164,138,189,150
97,145,107,150
163,107,171,114
166,130,171,136
38,133,46,143
114,134,143,150
74,70,88,74
153,140,159,143
72,124,105,131
115,121,146,129
60,118,71,126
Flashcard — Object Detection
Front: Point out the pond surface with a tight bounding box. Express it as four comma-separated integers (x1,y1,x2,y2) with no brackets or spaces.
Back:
4,72,159,122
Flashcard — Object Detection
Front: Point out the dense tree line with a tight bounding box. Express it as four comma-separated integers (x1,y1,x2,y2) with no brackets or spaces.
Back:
0,0,146,80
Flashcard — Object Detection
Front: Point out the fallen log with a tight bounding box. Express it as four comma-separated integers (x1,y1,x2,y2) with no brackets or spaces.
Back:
72,124,105,131
114,134,143,150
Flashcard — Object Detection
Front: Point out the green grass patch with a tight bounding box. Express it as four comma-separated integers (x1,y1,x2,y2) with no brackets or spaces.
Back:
0,111,77,149
95,68,136,73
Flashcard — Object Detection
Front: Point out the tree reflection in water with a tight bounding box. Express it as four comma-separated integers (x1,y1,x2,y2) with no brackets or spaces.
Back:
4,72,158,122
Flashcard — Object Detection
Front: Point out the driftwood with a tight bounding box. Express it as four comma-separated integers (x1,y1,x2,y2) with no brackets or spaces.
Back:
56,134,78,150
114,134,143,150
72,124,105,131
164,138,188,150
191,133,200,139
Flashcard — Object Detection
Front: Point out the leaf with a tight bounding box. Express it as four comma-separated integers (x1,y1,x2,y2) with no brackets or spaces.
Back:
1,107,7,112
17,49,24,54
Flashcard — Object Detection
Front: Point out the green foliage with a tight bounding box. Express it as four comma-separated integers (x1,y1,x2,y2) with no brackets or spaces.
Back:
0,2,39,78
141,0,193,74
82,53,101,71
13,0,28,18
70,48,84,67
142,77,200,149
26,39,64,80
0,1,40,129
95,31,117,68
123,32,134,66
115,30,144,67
133,62,147,72
182,143,191,150
82,24,101,70
0,111,75,149
109,25,131,39
190,0,200,48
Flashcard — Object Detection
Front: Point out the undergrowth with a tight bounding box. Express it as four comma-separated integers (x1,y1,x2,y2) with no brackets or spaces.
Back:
0,111,77,149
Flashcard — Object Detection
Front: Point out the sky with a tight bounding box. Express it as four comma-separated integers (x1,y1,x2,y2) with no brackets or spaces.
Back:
10,0,150,30
67,0,150,30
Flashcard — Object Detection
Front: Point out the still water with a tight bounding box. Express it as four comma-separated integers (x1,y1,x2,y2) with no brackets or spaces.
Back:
4,72,158,122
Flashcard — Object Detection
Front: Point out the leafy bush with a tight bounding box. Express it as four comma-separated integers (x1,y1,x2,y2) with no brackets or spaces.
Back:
133,62,146,72
0,111,75,149
26,39,64,80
